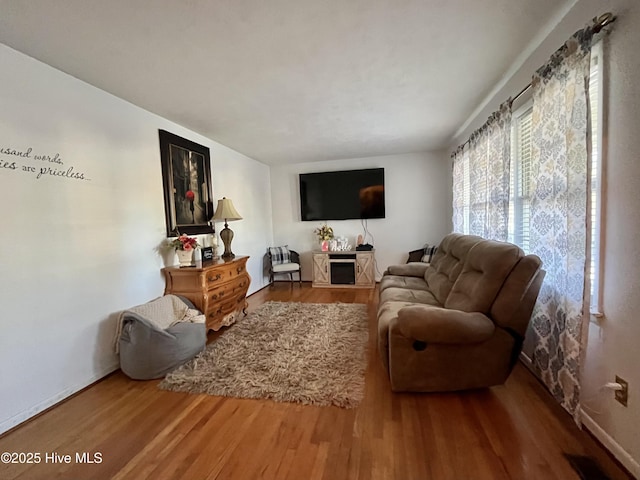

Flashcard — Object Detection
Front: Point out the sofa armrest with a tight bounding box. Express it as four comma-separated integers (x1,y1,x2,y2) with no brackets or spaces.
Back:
392,305,495,344
386,263,429,277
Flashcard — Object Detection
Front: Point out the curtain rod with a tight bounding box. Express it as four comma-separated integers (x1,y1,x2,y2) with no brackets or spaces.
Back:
510,12,616,104
455,12,616,154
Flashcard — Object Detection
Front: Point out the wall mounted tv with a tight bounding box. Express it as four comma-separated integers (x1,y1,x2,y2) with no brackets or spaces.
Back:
299,168,385,221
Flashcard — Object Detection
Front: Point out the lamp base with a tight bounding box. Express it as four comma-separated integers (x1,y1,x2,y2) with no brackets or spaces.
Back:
220,224,235,259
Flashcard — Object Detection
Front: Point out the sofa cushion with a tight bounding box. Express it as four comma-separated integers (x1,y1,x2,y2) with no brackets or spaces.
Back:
272,262,300,272
380,287,441,307
386,262,430,278
490,255,543,333
445,240,523,313
379,275,430,293
269,245,291,265
407,248,425,263
406,245,438,263
422,245,438,263
424,233,484,305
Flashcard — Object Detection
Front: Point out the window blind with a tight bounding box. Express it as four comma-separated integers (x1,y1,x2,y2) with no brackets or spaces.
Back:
509,105,533,252
589,43,604,315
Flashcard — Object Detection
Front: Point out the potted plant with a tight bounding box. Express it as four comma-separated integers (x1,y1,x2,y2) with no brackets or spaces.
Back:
169,234,200,267
314,224,334,251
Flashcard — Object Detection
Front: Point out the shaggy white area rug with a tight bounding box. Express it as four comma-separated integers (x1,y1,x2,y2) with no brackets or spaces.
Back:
159,301,369,408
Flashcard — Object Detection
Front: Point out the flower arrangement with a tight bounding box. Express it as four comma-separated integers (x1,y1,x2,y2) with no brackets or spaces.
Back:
314,224,334,241
169,234,199,251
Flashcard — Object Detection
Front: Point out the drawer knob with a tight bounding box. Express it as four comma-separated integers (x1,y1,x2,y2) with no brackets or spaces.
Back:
208,273,222,282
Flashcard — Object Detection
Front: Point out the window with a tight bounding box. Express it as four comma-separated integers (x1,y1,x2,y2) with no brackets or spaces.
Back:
508,102,533,252
452,104,512,240
508,41,604,315
453,149,471,233
589,40,604,316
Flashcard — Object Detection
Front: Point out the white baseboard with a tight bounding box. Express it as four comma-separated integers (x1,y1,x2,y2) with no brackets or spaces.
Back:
0,362,119,436
519,351,533,369
519,353,639,477
580,410,640,478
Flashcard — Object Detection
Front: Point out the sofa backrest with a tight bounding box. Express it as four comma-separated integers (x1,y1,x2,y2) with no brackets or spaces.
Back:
424,233,484,305
444,240,523,313
490,254,544,335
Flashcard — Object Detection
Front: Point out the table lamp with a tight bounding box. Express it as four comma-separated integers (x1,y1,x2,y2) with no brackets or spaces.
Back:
212,197,242,259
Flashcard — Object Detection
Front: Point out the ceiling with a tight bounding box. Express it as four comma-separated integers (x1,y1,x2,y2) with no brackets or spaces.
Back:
0,0,571,165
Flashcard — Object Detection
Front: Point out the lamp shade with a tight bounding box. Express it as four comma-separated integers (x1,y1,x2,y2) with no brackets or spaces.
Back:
212,197,242,222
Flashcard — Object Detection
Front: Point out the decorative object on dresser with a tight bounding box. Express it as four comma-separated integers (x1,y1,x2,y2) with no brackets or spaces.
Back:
314,223,333,252
330,236,351,251
175,249,194,267
201,246,214,263
158,130,215,236
162,256,251,332
312,250,375,288
159,301,368,408
211,197,242,259
168,234,200,267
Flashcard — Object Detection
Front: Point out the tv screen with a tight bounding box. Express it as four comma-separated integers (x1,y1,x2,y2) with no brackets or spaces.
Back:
299,168,385,221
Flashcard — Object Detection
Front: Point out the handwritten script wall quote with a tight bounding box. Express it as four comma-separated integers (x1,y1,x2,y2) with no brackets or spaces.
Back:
0,145,91,182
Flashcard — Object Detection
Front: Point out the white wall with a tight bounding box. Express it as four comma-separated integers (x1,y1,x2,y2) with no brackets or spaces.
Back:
0,44,273,435
269,152,451,281
450,1,640,475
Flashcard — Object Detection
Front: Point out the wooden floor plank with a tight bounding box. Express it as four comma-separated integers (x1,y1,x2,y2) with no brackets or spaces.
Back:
0,283,632,480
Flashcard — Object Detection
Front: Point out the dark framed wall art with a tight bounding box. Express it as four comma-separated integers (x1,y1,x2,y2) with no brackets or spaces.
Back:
159,130,215,236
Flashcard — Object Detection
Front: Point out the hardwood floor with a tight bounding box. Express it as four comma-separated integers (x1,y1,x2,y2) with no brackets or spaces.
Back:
0,283,631,479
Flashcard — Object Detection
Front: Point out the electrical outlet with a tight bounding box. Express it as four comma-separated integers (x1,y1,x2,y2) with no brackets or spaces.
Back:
615,376,628,407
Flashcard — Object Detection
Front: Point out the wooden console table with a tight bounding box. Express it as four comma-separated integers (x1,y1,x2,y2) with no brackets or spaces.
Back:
312,250,375,288
162,256,251,332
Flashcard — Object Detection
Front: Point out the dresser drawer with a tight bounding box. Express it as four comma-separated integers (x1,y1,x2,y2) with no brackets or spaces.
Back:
205,294,246,323
205,259,248,287
205,274,250,302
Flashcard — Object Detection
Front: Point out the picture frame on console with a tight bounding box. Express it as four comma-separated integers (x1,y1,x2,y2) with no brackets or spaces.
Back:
159,130,215,237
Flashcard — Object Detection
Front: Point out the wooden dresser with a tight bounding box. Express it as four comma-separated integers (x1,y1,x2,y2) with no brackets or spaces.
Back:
162,256,251,332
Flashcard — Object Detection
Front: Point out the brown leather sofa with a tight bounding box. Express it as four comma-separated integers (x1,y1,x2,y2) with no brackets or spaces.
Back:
378,233,544,392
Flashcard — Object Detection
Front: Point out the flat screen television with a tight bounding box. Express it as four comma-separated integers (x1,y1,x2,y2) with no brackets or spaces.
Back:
299,168,385,221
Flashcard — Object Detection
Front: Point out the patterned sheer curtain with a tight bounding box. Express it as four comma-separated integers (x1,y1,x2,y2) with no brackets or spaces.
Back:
451,146,469,233
528,27,594,419
452,101,511,241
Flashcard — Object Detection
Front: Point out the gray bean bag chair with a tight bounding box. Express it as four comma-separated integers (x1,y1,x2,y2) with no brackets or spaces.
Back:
117,295,206,380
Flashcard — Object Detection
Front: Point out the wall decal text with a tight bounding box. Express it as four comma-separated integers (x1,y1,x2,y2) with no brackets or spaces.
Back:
0,144,91,182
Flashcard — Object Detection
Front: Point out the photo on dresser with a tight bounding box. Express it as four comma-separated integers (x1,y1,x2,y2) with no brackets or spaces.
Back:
159,129,215,237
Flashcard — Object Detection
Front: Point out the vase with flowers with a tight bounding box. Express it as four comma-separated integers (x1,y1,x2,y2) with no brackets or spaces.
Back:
314,224,334,252
170,234,200,267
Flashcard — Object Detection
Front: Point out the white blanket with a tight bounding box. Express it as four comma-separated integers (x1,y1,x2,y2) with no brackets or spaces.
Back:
114,295,205,353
